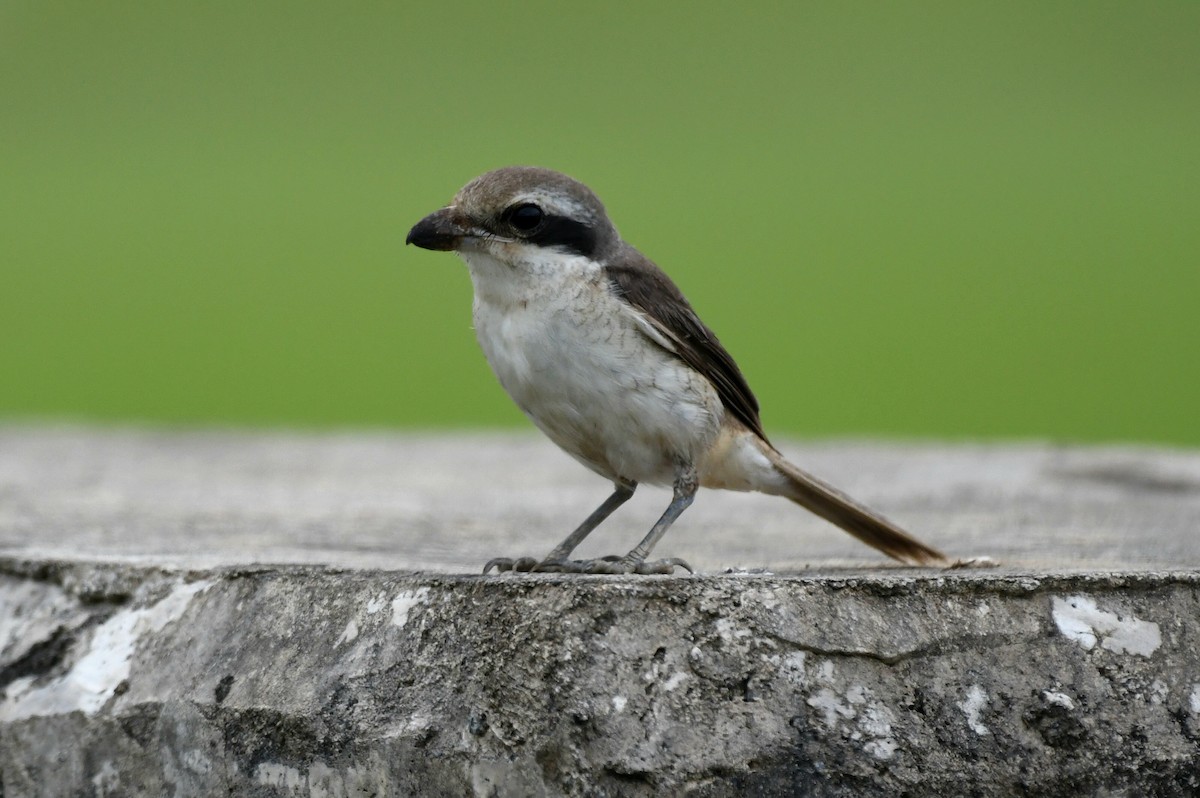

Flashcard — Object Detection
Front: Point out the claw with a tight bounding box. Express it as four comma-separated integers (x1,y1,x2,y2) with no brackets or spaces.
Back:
482,556,539,574
635,557,693,575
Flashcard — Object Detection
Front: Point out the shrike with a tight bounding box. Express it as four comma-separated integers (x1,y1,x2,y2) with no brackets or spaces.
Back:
407,166,948,574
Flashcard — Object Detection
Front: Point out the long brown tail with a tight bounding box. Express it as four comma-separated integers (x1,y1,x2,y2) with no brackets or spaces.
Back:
766,449,948,566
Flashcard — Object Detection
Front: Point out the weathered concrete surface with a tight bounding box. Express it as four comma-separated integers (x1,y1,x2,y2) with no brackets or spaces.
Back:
1,427,1199,796
4,425,1200,571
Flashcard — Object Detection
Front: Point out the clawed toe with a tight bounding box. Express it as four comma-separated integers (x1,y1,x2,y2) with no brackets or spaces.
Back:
482,556,540,574
636,557,693,575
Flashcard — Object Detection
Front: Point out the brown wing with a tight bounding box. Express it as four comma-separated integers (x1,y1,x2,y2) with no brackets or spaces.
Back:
605,247,768,442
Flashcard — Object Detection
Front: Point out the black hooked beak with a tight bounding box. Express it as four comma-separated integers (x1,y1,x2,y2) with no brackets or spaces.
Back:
406,207,472,251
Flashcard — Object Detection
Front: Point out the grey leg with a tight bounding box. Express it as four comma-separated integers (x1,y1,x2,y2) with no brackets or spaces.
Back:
483,481,636,574
542,481,637,561
584,466,698,575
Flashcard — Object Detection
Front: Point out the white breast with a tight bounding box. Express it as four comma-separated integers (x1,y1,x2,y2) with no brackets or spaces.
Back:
460,247,723,486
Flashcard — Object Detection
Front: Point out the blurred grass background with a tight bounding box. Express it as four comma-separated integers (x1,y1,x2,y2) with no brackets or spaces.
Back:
1,1,1197,444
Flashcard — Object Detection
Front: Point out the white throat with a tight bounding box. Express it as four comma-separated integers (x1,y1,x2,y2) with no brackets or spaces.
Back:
459,245,603,311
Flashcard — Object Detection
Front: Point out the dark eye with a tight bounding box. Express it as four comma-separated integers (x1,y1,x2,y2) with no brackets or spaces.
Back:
507,203,544,232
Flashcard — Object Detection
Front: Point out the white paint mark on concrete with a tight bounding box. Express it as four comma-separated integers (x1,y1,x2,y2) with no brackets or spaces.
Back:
1051,595,1161,657
958,685,990,735
663,671,687,692
611,695,627,713
0,580,213,721
391,588,430,628
1043,690,1075,710
366,592,388,614
807,687,855,727
860,702,898,760
255,761,304,790
336,618,359,646
1189,685,1200,715
806,684,897,760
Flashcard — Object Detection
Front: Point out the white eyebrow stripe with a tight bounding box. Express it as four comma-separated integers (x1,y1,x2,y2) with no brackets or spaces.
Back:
508,191,593,220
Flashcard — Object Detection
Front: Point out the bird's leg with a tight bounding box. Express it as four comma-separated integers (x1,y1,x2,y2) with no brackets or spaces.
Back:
540,481,637,564
483,481,636,574
582,465,698,575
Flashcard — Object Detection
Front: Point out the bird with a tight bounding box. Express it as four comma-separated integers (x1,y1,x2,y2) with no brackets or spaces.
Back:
406,166,949,574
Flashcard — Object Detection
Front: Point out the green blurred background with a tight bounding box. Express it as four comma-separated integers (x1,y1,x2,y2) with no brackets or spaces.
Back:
2,2,1197,444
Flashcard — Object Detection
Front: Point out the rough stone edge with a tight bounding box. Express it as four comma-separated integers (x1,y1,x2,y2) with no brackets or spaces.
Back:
4,553,1198,598
4,556,1200,797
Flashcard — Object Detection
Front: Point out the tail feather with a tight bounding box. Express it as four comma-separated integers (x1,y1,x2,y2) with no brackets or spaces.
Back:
766,449,948,566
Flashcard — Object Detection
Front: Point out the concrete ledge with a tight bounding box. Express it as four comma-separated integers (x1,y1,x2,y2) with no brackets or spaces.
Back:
2,428,1200,795
2,561,1199,796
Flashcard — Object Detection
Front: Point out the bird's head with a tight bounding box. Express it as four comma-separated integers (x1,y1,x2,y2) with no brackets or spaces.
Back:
406,166,620,265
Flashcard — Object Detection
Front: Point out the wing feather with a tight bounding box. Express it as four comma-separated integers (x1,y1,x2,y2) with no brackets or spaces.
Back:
605,247,768,442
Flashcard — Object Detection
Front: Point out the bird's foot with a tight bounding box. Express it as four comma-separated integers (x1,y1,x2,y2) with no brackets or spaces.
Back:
482,555,692,575
578,555,693,575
